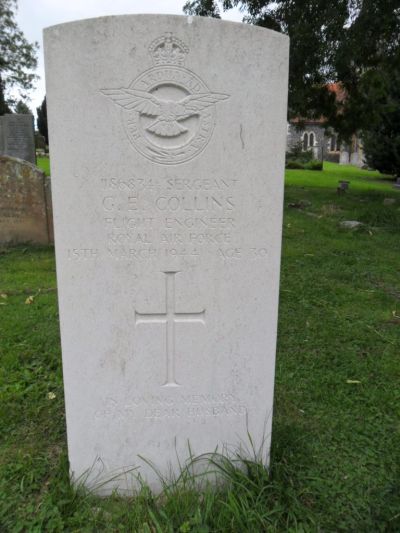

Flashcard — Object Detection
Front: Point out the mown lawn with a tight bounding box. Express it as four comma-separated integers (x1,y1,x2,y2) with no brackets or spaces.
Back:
1,164,399,531
37,156,50,177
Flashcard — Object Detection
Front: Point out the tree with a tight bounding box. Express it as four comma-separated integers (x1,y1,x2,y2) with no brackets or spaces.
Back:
0,80,11,114
361,55,400,176
36,96,48,144
183,0,221,17
0,0,38,114
183,1,400,142
14,100,31,114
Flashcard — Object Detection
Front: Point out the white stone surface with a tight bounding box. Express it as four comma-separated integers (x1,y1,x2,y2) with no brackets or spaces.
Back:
44,15,289,494
340,220,362,229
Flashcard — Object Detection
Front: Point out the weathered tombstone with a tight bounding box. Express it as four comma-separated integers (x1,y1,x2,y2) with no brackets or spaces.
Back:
44,15,289,494
0,155,52,244
35,132,47,151
339,147,350,165
0,114,36,164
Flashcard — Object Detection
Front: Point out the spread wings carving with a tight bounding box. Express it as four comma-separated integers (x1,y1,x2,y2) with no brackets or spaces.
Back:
101,88,229,137
101,89,161,116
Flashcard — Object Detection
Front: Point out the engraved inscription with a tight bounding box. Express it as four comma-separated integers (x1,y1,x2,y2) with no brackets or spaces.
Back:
94,393,248,423
66,169,270,262
101,33,230,164
135,271,205,387
99,174,239,260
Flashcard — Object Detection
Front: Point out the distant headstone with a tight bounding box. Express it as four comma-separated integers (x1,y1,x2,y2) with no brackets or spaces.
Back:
35,132,47,150
0,155,52,244
339,149,350,165
383,198,396,206
44,15,289,494
0,114,36,164
340,220,362,229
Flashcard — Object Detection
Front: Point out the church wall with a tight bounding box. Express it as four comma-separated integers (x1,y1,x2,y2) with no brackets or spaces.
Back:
287,123,341,162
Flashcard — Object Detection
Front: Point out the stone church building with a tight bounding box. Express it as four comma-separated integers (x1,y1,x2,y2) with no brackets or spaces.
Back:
286,84,366,167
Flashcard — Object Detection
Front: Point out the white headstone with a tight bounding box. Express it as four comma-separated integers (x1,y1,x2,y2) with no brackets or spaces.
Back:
44,15,289,494
340,147,350,165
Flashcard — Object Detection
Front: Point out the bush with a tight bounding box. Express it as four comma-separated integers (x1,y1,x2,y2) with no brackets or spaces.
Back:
286,141,313,163
286,160,305,169
360,66,400,177
304,160,323,170
286,159,323,170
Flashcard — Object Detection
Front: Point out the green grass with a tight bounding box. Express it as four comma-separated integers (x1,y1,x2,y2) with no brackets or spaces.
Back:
286,161,397,192
37,156,50,176
1,163,400,531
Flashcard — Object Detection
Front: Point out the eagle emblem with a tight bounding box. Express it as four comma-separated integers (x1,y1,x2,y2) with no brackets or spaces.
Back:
101,33,230,165
101,89,229,138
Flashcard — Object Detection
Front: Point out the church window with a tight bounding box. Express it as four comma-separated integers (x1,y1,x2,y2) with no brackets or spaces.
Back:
303,132,309,150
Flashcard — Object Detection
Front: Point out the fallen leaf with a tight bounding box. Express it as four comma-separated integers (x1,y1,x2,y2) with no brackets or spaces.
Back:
0,293,7,299
25,295,34,305
47,392,56,400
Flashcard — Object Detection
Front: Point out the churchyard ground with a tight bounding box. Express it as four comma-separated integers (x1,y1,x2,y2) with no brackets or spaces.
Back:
37,156,50,176
1,163,399,531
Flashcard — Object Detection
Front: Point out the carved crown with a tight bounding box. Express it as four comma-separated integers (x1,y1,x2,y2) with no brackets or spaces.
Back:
149,33,189,66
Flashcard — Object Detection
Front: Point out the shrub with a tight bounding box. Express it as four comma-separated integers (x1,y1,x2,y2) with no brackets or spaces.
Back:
286,160,305,169
286,159,323,170
304,160,323,171
286,141,313,163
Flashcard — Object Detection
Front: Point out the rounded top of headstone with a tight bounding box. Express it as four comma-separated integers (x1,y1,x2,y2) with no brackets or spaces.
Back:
0,155,44,178
43,13,289,43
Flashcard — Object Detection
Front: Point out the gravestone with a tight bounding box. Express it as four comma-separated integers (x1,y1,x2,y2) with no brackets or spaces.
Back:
0,155,52,244
35,132,47,151
44,15,289,494
0,114,36,164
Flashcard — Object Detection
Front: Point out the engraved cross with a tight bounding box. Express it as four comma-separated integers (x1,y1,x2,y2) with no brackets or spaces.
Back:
135,271,205,387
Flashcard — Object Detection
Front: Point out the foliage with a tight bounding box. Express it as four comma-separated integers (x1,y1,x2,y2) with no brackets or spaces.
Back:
183,0,221,17
0,0,38,112
360,56,400,176
286,141,313,163
182,0,400,141
306,159,323,171
1,164,400,530
286,159,323,170
0,79,11,114
36,96,48,144
285,160,304,169
285,141,321,169
14,100,31,114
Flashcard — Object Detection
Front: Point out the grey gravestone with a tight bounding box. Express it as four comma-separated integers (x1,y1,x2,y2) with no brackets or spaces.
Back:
0,114,36,164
